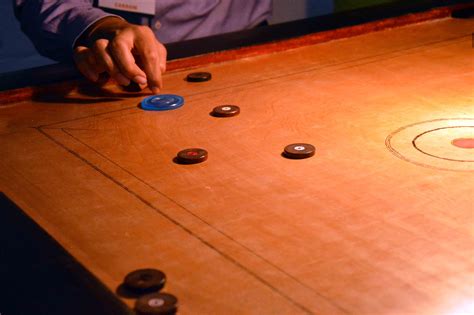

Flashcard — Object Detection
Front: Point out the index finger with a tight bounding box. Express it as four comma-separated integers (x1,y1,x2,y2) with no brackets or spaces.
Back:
134,33,165,94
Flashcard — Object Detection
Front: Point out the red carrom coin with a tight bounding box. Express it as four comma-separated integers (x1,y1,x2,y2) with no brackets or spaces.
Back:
176,148,208,164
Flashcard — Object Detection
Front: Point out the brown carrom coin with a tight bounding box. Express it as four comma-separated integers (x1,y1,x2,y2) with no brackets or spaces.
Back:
283,143,316,159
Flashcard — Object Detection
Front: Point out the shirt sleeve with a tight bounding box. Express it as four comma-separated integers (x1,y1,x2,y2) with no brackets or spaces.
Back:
14,0,117,61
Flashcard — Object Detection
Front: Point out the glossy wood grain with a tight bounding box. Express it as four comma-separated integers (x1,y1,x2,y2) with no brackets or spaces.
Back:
0,16,473,315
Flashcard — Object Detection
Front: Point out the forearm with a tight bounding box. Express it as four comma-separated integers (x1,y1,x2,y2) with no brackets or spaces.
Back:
14,0,117,61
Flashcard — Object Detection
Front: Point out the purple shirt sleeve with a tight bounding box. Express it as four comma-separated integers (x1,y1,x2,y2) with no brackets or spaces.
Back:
14,0,116,61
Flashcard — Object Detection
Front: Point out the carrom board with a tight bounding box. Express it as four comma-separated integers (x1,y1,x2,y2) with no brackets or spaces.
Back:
0,9,473,315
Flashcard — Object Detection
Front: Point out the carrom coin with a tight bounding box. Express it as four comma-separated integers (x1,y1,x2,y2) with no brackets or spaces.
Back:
212,105,240,117
283,143,316,159
186,72,212,82
124,269,166,293
135,292,178,315
176,148,208,164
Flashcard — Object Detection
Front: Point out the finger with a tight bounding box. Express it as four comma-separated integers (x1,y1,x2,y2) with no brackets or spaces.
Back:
134,29,164,93
109,39,147,86
93,39,130,86
73,46,100,82
157,41,167,74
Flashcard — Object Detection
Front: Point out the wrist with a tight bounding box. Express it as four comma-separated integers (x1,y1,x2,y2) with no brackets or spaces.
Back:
76,16,129,47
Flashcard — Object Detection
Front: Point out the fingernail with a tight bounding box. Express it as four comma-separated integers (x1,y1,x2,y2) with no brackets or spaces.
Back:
133,75,147,85
116,73,130,86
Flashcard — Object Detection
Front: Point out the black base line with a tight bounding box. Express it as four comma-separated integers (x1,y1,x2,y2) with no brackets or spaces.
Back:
39,33,470,132
37,106,138,129
188,34,470,102
36,127,316,315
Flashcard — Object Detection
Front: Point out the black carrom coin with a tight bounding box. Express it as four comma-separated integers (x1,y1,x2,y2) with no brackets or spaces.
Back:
135,292,178,315
186,72,212,82
283,143,316,159
124,269,166,293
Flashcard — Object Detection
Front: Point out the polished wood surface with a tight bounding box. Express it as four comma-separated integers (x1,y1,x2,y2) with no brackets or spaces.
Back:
1,16,473,315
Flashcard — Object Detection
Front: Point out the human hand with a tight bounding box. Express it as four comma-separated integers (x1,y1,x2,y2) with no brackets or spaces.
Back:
73,17,167,93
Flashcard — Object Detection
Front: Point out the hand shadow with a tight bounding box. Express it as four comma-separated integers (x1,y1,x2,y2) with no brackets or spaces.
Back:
32,74,150,105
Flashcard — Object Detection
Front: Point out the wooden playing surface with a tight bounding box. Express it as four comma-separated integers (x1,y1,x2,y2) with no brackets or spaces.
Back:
1,15,473,315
